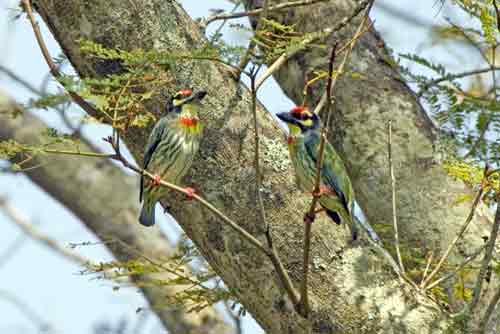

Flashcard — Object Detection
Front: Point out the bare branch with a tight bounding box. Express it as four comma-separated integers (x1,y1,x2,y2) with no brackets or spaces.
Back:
421,170,487,289
203,0,328,27
470,194,500,310
298,43,338,318
104,136,301,306
388,120,405,273
478,286,500,334
420,251,434,287
424,244,487,291
21,0,100,117
299,1,374,317
418,66,500,97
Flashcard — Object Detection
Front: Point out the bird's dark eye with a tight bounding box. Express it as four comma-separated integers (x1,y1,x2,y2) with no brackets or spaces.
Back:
293,112,309,121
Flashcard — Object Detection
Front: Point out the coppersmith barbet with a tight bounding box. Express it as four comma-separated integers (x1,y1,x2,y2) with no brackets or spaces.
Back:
139,89,206,226
276,106,359,239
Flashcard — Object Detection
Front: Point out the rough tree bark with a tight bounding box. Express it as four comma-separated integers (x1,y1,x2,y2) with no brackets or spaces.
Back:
12,0,497,333
0,91,234,334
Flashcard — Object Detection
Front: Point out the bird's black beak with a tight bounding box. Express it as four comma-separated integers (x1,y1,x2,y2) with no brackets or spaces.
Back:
276,112,298,125
194,90,207,101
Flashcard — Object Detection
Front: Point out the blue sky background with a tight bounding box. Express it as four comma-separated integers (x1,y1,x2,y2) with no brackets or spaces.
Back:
0,1,481,333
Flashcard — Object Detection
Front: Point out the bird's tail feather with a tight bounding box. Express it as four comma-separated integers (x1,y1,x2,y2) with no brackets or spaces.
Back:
353,215,380,244
139,200,156,227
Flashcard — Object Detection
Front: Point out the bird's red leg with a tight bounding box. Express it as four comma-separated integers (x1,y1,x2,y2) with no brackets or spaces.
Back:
184,186,196,200
312,185,335,197
152,174,161,186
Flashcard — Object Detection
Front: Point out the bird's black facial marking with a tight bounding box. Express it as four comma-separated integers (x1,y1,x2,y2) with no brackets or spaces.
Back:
277,108,320,133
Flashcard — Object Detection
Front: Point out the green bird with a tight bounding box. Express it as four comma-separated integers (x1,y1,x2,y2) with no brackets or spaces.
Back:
277,106,359,240
139,89,207,226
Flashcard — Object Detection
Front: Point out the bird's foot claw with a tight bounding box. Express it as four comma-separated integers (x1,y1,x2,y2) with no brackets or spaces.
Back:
304,213,315,224
312,186,332,197
184,187,196,200
152,175,161,187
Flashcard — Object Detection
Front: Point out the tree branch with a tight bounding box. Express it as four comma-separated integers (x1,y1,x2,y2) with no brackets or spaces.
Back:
203,0,328,27
388,120,405,273
422,172,486,289
470,193,500,310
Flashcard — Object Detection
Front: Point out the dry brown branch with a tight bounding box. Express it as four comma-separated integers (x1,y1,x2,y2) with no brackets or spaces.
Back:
299,1,374,317
103,136,301,306
470,194,500,310
478,285,500,333
21,0,100,117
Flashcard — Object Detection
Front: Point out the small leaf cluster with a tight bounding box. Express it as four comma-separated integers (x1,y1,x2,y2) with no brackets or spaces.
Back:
252,19,327,64
399,1,500,161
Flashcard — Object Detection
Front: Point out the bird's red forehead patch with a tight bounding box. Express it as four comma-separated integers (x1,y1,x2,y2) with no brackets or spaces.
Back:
287,136,295,145
291,106,307,114
178,89,193,96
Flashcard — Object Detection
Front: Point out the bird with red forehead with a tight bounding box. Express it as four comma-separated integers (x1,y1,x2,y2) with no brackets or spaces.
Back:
277,106,359,240
139,89,207,226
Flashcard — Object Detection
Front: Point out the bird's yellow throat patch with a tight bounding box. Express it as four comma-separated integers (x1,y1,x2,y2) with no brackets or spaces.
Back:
287,124,301,153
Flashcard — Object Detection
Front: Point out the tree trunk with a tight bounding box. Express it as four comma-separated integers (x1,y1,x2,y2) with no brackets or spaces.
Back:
20,0,498,333
0,90,234,334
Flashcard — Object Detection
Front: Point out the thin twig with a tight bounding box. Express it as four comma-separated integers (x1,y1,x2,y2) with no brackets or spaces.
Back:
493,0,500,33
421,168,487,288
470,193,500,311
112,238,207,289
312,18,374,115
224,300,243,334
21,0,100,117
105,136,269,255
418,66,500,98
254,0,371,90
388,120,405,273
251,0,270,227
298,44,338,318
250,67,267,228
424,244,487,291
203,0,328,27
478,285,500,334
104,136,301,305
298,2,374,317
230,0,269,80
420,251,434,287
232,40,256,80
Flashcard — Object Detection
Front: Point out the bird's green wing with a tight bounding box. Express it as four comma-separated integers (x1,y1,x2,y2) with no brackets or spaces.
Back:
304,132,352,213
140,117,169,202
